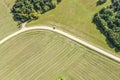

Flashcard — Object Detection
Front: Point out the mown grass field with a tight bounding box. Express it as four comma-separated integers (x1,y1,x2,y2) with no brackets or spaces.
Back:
0,0,18,40
0,30,120,80
27,0,120,55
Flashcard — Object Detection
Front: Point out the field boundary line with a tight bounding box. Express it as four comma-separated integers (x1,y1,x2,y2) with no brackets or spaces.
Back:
0,25,120,63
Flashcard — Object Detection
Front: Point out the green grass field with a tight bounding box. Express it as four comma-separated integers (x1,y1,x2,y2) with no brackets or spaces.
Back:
0,30,120,80
0,0,120,80
0,0,120,55
27,0,120,55
0,0,18,40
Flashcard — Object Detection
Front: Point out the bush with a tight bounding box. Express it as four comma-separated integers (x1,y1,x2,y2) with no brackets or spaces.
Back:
97,0,107,6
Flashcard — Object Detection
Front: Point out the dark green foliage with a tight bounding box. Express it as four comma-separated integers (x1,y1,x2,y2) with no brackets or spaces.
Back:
11,0,38,23
11,0,60,23
93,0,120,49
57,0,61,4
97,0,107,6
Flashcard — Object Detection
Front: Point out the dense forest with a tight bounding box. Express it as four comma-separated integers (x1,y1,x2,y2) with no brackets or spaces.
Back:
11,0,61,24
93,0,120,49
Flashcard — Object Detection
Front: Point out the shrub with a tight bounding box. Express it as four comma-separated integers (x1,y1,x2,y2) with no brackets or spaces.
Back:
97,0,107,5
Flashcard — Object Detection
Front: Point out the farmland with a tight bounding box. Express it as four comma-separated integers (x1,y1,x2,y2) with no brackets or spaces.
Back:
0,30,120,80
0,0,17,40
0,0,120,80
27,0,120,55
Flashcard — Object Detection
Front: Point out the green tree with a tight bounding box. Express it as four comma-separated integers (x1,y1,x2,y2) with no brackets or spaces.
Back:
11,0,61,24
93,0,120,49
97,0,107,6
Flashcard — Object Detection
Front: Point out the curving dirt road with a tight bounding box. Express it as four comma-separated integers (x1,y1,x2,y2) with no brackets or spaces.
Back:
0,26,120,63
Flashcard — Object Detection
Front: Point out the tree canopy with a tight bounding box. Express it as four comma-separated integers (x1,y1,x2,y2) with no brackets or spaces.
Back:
93,0,120,49
11,0,60,23
97,0,107,5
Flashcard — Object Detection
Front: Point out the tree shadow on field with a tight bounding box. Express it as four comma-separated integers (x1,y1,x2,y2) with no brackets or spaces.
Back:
95,26,120,52
57,0,62,4
115,48,120,52
96,0,106,6
106,36,120,52
96,1,101,6
92,17,120,52
92,18,105,34
106,38,114,49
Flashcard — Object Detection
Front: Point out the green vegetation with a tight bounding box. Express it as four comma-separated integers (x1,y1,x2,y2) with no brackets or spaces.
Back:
1,0,118,55
93,0,120,50
0,0,18,40
0,30,120,80
97,0,107,5
27,0,120,55
56,77,63,80
11,0,60,24
0,1,120,79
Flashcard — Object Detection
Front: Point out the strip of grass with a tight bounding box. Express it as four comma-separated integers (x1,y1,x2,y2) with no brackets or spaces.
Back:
0,0,18,40
27,0,120,55
0,30,119,80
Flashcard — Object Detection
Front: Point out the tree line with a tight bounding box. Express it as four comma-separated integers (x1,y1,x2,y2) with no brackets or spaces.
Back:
11,0,61,24
93,0,120,49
